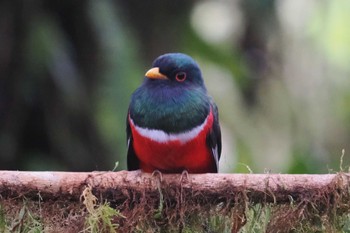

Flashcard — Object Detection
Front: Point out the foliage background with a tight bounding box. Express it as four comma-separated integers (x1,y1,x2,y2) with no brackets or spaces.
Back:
0,0,349,173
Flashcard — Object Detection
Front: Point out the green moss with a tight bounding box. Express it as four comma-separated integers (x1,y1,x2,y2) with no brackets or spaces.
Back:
0,205,6,232
83,202,123,233
0,203,44,233
81,186,124,233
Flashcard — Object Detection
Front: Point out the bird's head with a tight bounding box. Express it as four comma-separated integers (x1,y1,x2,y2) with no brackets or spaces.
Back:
144,53,205,89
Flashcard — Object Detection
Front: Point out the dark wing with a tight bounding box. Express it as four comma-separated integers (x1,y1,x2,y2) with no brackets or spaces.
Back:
126,112,140,170
206,99,222,173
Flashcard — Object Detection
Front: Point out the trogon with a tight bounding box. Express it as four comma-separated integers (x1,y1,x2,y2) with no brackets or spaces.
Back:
126,53,221,173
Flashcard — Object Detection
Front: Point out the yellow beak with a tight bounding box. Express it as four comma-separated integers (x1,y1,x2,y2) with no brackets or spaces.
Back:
145,67,167,80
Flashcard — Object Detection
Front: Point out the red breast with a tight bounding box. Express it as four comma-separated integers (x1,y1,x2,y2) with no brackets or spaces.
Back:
129,110,215,173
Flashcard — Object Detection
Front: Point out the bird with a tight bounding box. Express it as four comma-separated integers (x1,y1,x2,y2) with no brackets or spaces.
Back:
126,53,221,173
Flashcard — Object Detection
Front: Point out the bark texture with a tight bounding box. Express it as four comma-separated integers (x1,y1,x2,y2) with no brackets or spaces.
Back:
0,171,349,204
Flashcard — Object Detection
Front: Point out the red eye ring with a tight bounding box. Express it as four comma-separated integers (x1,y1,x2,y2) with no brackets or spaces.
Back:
175,72,186,82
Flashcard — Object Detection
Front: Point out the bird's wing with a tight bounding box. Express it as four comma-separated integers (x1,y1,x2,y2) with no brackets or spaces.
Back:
206,99,222,173
126,112,140,170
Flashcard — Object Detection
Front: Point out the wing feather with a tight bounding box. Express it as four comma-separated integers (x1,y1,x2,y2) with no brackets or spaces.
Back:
206,99,222,172
126,112,140,170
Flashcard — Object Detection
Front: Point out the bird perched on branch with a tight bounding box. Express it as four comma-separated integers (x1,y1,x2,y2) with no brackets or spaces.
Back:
127,53,221,173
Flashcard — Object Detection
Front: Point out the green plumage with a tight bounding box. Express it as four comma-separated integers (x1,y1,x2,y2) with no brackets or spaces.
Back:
130,84,210,133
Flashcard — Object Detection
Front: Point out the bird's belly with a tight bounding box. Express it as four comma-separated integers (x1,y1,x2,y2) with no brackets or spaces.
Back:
129,112,215,173
133,134,214,173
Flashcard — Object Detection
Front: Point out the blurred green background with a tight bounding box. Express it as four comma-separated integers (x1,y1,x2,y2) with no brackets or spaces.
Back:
0,0,349,173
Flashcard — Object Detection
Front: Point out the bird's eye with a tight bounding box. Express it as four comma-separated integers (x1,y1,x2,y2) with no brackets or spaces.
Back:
175,72,186,82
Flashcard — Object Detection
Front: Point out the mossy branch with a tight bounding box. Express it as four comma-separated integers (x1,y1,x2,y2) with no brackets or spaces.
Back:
1,171,350,232
0,171,349,205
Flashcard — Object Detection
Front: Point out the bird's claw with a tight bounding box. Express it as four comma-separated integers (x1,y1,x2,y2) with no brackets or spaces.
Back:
180,170,189,183
152,169,163,182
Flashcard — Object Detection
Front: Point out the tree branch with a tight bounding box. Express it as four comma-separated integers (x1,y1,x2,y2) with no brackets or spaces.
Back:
0,171,349,205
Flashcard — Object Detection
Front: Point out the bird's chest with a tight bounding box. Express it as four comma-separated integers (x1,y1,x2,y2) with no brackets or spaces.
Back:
130,87,209,133
129,111,215,173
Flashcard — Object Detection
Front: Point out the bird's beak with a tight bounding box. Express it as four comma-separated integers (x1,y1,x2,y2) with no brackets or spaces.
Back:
145,67,168,80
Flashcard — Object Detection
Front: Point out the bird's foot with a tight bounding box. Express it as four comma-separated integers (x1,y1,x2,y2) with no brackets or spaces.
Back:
152,169,163,183
180,170,190,183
